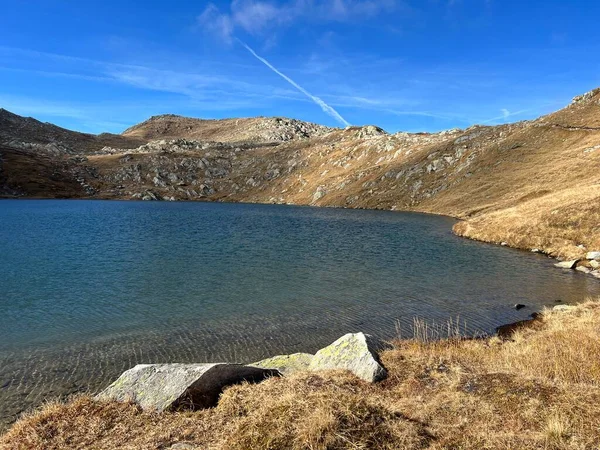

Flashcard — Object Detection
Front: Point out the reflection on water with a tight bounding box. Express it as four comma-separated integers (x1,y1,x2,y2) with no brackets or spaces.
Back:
1,199,599,428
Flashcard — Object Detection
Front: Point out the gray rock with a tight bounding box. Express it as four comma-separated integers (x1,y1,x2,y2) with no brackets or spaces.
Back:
97,363,279,412
357,125,387,138
591,271,600,279
554,260,579,269
576,266,592,274
168,444,197,450
313,186,326,202
251,353,314,375
553,305,576,312
308,333,391,382
590,260,600,269
586,252,600,261
141,190,162,201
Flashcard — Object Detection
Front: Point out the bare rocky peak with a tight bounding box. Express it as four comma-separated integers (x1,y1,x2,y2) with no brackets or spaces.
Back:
122,114,334,144
572,87,600,104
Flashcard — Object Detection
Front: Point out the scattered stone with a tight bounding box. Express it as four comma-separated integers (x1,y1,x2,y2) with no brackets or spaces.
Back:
554,260,578,269
97,363,279,412
357,125,387,138
308,333,391,382
313,186,327,202
590,260,600,269
591,271,600,279
531,248,541,253
514,304,526,310
141,190,162,201
553,305,576,312
251,353,313,375
168,444,197,450
500,242,508,246
586,252,600,261
576,266,592,274
496,317,540,339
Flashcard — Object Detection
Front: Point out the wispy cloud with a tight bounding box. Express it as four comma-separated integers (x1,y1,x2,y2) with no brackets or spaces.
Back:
238,40,350,126
198,0,399,42
0,45,309,106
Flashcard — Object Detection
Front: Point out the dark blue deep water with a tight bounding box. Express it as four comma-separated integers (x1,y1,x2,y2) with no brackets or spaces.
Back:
1,200,599,427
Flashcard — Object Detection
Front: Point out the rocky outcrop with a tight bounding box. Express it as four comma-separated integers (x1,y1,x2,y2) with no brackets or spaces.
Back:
97,363,279,412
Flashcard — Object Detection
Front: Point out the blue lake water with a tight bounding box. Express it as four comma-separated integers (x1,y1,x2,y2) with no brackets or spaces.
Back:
1,199,599,427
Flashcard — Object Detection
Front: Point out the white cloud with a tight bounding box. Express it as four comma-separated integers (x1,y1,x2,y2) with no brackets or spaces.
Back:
197,4,236,43
198,0,399,42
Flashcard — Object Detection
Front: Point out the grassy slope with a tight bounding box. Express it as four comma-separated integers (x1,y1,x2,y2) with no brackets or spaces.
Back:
3,300,600,449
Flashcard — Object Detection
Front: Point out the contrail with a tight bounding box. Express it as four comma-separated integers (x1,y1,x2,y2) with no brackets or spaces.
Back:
237,40,351,127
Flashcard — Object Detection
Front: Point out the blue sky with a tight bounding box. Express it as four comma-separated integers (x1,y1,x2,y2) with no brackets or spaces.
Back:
1,0,599,134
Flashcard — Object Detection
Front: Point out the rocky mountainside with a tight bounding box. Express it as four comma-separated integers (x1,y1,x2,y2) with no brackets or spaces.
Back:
1,89,599,262
0,108,142,155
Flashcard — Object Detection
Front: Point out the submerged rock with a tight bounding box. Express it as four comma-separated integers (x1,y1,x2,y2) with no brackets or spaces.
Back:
97,363,278,411
252,353,314,375
554,260,579,269
308,332,391,382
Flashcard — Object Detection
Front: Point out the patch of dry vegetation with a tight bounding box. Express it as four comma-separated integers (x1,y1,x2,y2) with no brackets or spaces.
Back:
3,300,600,449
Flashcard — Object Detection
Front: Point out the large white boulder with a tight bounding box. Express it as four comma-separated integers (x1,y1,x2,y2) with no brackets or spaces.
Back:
308,333,391,382
97,363,278,411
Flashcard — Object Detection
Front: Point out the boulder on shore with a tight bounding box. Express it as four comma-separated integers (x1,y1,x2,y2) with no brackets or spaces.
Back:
586,252,600,261
554,260,579,269
308,333,392,382
97,363,279,412
252,333,391,382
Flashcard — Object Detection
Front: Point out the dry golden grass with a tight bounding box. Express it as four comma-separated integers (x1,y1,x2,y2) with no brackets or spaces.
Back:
3,300,600,449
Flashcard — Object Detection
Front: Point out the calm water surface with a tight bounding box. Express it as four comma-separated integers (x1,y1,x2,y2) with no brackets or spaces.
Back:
1,200,599,427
